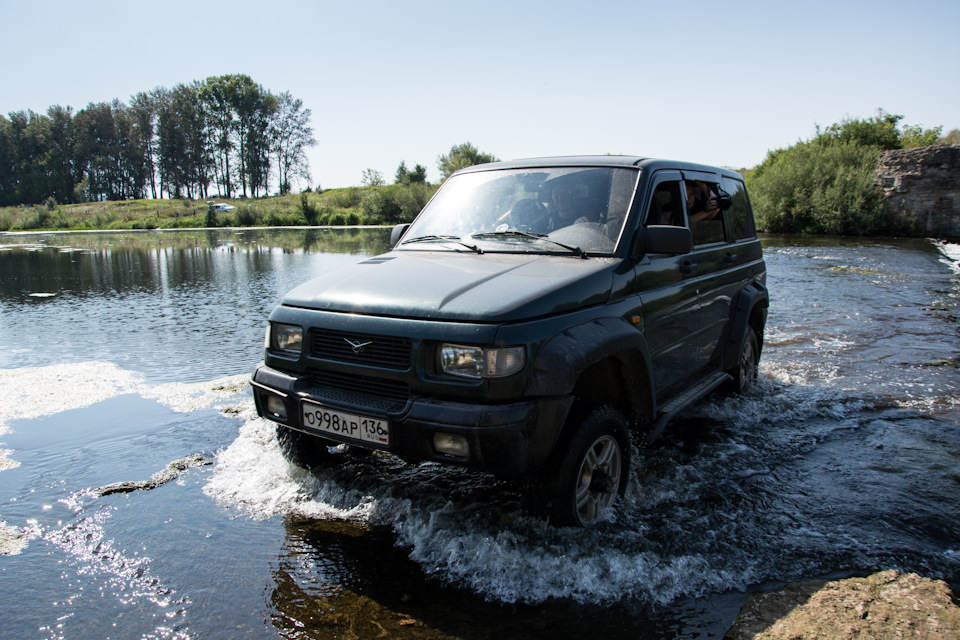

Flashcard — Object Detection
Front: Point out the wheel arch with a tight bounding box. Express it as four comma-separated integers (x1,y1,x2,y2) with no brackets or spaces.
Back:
525,317,656,432
723,281,769,369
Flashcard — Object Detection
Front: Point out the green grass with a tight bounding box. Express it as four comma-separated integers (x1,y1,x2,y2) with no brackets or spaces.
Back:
0,186,389,232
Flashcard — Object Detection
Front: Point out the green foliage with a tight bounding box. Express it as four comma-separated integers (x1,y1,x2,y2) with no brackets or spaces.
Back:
234,203,264,226
360,182,437,224
437,142,499,180
205,204,219,228
361,168,385,187
299,192,320,225
816,110,903,150
747,109,949,236
395,161,428,184
747,140,912,236
815,109,944,151
901,124,943,148
327,187,362,209
937,129,960,145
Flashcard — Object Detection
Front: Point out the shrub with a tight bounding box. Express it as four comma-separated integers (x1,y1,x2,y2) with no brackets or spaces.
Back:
747,141,910,236
205,205,219,228
299,192,320,225
234,203,264,226
329,212,347,226
361,183,436,224
328,187,362,209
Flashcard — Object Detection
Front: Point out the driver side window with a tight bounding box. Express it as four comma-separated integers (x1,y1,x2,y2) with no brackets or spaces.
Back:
645,181,684,226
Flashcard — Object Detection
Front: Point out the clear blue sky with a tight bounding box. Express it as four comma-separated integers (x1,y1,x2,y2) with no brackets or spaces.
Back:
2,0,957,190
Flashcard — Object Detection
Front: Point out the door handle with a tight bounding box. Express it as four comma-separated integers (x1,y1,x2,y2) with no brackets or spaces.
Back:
723,252,738,263
679,260,696,274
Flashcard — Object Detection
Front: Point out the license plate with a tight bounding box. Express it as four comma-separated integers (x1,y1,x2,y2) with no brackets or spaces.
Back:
300,401,389,446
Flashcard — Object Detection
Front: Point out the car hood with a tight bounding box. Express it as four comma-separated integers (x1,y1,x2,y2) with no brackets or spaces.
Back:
281,251,618,322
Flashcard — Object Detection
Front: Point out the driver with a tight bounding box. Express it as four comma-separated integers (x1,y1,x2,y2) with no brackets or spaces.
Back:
545,183,592,230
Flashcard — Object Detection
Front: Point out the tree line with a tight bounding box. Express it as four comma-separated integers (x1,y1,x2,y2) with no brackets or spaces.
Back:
0,74,316,207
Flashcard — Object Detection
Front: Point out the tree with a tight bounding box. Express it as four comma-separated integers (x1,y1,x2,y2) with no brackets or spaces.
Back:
937,129,960,145
394,160,408,184
157,82,210,199
901,123,943,148
271,91,315,195
396,161,427,184
407,163,428,183
199,75,239,197
129,91,161,199
437,142,498,180
815,109,943,151
361,168,385,186
0,114,16,206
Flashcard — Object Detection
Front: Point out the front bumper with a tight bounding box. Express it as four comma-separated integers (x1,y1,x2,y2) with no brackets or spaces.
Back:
250,363,572,476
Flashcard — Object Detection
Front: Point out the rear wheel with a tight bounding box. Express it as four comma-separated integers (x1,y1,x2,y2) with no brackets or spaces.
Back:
728,327,759,394
275,425,335,468
540,406,631,527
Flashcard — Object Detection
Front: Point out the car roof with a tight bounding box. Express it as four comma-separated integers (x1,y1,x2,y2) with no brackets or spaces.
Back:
456,155,743,179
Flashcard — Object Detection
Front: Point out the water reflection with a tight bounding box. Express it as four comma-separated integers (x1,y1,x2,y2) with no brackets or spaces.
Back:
0,229,392,382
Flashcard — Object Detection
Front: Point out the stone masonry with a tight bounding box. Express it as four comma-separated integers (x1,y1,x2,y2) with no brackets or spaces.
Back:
877,144,960,238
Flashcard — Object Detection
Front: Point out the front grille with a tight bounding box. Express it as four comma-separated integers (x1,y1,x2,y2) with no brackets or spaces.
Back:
310,329,412,370
309,370,410,413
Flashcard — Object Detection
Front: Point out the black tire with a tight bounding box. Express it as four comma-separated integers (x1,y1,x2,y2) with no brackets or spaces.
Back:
276,425,334,469
545,406,631,527
728,327,759,394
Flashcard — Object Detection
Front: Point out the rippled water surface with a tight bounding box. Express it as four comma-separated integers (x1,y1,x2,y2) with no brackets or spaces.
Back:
1,229,958,639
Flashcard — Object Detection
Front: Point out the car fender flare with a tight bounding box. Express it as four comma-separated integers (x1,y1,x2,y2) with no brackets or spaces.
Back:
525,317,655,406
723,281,769,369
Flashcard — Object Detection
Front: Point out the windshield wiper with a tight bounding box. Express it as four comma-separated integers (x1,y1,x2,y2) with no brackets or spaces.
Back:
401,235,482,254
471,230,587,259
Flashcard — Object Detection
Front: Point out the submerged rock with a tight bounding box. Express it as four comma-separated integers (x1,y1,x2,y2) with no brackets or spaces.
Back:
0,521,27,556
726,570,960,639
92,454,210,497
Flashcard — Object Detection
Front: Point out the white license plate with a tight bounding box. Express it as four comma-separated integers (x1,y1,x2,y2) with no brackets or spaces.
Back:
300,401,389,446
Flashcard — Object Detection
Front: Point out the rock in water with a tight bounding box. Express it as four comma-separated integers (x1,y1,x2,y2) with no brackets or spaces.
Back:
726,570,960,639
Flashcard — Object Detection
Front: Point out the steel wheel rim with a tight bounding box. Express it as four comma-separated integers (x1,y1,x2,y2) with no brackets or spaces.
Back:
573,435,622,525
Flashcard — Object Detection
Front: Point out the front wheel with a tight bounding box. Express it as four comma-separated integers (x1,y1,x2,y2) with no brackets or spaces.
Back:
547,406,631,527
276,425,335,469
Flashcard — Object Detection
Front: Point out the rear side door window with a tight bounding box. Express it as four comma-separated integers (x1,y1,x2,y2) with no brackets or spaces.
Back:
721,176,756,241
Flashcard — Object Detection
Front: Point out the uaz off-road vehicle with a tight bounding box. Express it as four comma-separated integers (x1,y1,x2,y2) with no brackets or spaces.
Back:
251,156,767,526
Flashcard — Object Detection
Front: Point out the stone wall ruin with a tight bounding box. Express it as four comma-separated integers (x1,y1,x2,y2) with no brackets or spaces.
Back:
877,145,960,238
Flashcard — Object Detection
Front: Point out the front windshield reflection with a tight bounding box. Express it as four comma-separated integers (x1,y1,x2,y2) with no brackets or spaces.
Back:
400,167,638,254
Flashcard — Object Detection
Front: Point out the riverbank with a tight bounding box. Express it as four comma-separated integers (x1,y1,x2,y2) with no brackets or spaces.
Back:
0,187,374,232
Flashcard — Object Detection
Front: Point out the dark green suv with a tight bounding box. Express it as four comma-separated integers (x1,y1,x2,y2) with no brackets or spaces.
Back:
251,156,768,526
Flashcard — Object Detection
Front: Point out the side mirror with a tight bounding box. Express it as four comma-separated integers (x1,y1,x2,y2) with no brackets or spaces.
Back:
633,225,693,258
390,223,411,247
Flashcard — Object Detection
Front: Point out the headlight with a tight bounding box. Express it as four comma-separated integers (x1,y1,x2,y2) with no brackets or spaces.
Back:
270,323,303,355
439,344,525,379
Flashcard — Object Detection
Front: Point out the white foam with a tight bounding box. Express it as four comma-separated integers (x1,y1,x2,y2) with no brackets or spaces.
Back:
934,240,960,274
0,363,251,477
202,416,754,606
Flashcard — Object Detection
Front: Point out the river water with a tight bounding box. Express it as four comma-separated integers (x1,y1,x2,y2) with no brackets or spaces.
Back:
1,228,958,639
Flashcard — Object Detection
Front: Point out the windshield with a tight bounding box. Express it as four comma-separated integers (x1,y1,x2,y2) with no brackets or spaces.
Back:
399,167,639,255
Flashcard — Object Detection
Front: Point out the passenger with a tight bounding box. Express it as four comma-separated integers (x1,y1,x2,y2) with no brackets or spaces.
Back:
686,180,720,223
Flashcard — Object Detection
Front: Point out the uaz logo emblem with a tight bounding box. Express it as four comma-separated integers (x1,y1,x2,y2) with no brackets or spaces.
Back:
343,338,373,354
